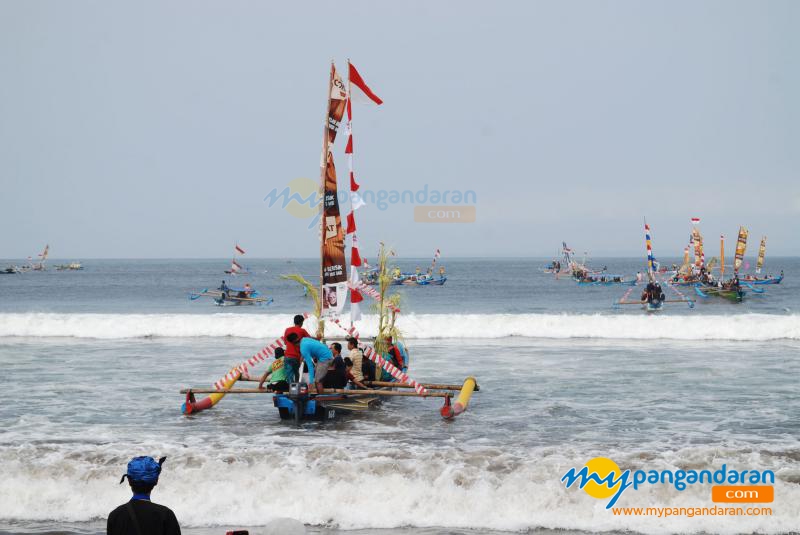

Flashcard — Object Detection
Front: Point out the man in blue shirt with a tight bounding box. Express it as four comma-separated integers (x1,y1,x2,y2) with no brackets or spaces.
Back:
291,334,334,393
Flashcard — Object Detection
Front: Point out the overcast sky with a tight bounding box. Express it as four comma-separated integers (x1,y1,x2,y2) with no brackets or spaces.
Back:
1,1,798,259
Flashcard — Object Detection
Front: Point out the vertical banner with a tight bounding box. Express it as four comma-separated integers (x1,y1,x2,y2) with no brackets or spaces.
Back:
756,236,766,274
321,64,348,316
692,228,704,268
733,226,749,274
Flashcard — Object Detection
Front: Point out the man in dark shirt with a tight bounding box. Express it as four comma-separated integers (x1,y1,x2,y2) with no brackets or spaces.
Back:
107,456,181,535
321,342,347,389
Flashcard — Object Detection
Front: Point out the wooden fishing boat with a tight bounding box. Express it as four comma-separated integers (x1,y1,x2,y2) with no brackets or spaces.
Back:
189,287,273,306
614,219,694,310
179,62,478,425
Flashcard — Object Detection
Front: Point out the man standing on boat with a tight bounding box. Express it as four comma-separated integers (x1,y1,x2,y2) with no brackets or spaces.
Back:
283,314,311,382
107,456,181,535
290,335,335,393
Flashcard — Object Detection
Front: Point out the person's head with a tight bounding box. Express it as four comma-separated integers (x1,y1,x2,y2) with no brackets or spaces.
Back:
120,456,166,496
344,357,353,369
326,289,337,305
293,314,305,327
330,342,342,355
286,332,300,344
346,337,358,350
274,347,285,359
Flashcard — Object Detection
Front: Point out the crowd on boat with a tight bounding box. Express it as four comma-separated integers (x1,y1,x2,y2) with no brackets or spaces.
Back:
256,315,408,395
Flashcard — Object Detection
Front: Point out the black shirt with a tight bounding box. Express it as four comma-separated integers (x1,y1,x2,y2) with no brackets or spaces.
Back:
321,356,347,389
107,499,181,535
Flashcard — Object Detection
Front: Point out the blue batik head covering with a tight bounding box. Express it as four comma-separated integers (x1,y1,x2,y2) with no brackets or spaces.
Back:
119,456,166,484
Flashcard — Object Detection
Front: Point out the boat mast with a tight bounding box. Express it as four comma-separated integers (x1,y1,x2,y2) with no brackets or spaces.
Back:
318,62,335,330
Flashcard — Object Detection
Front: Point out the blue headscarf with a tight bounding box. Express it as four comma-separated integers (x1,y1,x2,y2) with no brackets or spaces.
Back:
119,456,166,484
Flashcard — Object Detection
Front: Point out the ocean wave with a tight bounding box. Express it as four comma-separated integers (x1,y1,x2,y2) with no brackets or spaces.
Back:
0,312,798,341
0,442,797,533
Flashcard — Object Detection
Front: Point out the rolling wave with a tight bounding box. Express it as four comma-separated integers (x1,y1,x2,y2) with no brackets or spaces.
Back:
0,312,798,341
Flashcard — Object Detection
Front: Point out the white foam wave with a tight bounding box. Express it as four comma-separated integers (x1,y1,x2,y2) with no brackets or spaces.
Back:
0,312,798,341
0,443,797,533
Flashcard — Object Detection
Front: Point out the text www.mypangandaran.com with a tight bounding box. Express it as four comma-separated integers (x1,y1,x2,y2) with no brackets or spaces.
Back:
612,506,772,517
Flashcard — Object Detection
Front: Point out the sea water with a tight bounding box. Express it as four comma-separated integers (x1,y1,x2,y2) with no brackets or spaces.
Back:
0,258,798,534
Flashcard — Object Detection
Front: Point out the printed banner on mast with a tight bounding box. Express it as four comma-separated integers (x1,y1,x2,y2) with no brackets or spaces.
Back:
733,226,749,274
321,64,348,316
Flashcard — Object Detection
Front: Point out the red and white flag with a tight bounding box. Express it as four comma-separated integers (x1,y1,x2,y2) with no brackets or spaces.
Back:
348,63,383,105
349,237,364,322
690,217,701,224
235,244,246,255
231,260,242,272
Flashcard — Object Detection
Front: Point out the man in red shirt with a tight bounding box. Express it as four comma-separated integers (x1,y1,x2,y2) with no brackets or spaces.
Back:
283,314,311,382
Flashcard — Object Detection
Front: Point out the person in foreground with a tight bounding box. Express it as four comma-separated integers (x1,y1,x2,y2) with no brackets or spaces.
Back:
107,456,180,535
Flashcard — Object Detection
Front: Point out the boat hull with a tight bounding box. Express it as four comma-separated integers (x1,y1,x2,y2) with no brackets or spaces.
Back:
273,393,380,422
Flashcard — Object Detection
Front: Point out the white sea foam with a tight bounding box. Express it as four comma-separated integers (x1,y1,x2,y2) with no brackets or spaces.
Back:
0,443,797,533
0,312,798,341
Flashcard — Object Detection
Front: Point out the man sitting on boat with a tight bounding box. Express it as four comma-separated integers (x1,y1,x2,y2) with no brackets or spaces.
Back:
381,336,406,381
321,342,348,389
346,337,365,384
257,347,290,392
284,315,312,382
344,357,368,389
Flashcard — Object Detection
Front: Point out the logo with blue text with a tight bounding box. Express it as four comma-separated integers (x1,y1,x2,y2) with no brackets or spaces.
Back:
561,457,775,509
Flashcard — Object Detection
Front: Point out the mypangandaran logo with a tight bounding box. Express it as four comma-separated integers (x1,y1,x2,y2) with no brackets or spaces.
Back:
264,178,478,228
561,457,775,509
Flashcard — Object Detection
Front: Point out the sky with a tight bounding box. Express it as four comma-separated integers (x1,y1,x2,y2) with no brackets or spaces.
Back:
1,1,798,259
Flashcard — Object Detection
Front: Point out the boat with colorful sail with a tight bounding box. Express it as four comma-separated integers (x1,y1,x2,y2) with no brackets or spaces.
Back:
179,61,477,424
694,226,748,303
615,219,694,311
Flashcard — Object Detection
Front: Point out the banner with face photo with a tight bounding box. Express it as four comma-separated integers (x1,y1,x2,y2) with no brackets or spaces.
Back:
322,283,347,316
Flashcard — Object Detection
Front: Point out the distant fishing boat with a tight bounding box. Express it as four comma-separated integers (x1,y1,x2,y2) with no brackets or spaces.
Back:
55,262,84,271
224,243,251,275
694,227,749,303
29,244,49,271
615,219,694,311
190,282,272,306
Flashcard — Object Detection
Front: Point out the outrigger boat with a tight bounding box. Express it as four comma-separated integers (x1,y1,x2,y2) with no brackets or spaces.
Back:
615,219,694,311
55,262,84,271
693,227,749,303
179,61,477,424
190,283,273,306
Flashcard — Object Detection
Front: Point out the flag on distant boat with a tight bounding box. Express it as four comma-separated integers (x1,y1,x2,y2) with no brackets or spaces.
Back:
235,244,245,255
690,217,700,224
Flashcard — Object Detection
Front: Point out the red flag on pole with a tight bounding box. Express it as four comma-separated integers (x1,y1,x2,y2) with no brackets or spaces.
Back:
348,63,383,105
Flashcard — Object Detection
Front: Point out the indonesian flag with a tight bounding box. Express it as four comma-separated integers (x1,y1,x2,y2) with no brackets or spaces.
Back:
235,244,245,255
231,260,242,272
349,237,364,322
434,248,441,260
690,217,701,224
348,63,383,105
346,212,357,235
350,191,365,210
